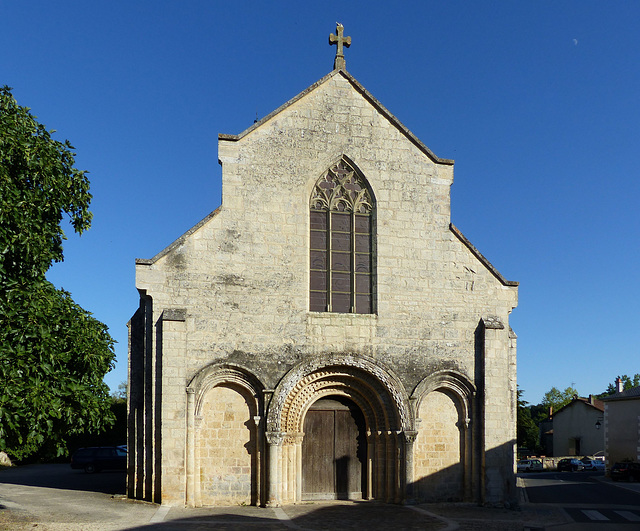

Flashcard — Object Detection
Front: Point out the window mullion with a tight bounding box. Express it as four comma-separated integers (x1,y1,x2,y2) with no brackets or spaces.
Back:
350,212,356,313
327,210,332,313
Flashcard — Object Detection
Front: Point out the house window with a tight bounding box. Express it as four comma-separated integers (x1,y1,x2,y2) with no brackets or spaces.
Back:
309,159,374,314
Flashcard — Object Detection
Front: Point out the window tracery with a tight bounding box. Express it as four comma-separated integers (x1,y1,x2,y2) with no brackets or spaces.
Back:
309,159,374,314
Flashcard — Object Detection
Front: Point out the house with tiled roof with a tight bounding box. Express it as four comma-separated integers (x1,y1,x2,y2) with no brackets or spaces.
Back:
552,395,604,457
602,381,640,466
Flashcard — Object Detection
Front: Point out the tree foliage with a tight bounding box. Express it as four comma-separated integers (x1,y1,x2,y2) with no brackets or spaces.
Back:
598,374,640,397
540,386,579,413
517,388,538,452
0,86,115,460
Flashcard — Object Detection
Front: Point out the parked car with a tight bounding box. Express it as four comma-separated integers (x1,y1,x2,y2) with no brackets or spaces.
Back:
580,457,605,471
517,459,543,472
70,446,127,473
610,462,640,482
557,458,583,472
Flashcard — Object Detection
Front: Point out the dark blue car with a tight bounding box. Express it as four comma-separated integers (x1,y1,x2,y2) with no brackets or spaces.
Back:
70,446,127,473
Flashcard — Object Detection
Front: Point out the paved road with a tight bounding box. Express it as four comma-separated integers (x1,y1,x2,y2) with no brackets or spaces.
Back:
0,463,601,530
520,470,640,529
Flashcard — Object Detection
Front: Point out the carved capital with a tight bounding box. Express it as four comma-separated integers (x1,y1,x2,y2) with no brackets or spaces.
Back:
403,430,418,444
265,431,285,446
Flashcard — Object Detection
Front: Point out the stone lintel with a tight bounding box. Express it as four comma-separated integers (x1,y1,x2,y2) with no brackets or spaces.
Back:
163,308,187,322
482,316,505,330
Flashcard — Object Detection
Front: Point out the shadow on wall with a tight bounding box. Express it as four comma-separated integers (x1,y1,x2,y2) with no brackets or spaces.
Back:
409,440,517,505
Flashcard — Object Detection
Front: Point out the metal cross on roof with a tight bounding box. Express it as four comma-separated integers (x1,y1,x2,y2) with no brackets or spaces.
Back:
329,23,351,71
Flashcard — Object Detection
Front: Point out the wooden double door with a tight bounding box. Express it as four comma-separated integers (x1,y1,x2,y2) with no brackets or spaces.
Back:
301,397,367,500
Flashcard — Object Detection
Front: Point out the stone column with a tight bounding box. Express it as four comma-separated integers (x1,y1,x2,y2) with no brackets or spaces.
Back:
265,431,284,507
185,387,196,507
366,431,374,499
386,431,396,503
462,417,472,501
253,415,262,506
294,434,303,502
480,316,515,504
280,441,288,503
286,437,296,503
403,431,418,504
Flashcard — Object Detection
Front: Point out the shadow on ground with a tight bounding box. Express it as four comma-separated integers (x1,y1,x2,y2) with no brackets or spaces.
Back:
129,502,447,531
0,463,125,495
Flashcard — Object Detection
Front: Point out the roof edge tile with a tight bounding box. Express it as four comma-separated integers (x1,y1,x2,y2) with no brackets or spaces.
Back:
135,207,222,265
450,223,518,287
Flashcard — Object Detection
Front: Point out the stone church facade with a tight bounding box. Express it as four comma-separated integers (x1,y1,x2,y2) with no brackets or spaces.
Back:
128,26,519,508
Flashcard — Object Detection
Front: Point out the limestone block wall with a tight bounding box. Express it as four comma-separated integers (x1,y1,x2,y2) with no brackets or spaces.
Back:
135,71,517,386
197,385,255,506
414,390,464,501
132,69,518,505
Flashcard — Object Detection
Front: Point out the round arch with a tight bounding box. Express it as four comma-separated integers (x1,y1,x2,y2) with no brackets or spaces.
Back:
264,354,412,505
188,362,265,418
411,369,475,422
267,353,411,433
185,363,266,507
410,369,476,503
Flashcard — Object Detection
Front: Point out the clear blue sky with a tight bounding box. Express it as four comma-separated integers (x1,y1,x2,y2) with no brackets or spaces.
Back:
2,1,638,405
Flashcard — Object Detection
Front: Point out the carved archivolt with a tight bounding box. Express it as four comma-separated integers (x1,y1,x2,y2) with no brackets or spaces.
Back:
187,362,265,418
267,354,411,434
411,370,475,423
310,158,373,214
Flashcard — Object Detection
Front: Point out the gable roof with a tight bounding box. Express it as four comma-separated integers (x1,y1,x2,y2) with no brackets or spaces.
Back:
554,396,605,417
218,69,454,166
602,385,640,402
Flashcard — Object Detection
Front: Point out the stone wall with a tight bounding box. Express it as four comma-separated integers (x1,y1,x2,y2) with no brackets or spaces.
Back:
130,69,518,506
197,385,255,505
414,390,463,501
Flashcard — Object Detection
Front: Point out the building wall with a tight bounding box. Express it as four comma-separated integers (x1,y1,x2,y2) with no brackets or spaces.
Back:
197,385,256,506
414,390,463,501
553,402,604,456
605,399,640,465
130,71,518,506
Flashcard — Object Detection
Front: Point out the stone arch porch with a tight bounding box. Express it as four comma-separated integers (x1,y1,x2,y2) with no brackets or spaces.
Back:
185,363,266,507
410,370,477,502
264,354,414,506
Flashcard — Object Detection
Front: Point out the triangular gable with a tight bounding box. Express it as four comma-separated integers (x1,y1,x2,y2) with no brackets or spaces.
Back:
219,69,453,166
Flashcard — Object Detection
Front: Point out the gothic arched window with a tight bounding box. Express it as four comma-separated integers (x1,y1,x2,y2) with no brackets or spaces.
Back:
309,159,374,314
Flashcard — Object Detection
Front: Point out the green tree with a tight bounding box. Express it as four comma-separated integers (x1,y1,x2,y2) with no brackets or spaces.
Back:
598,374,640,397
517,388,538,452
0,86,115,460
540,386,579,413
111,381,127,402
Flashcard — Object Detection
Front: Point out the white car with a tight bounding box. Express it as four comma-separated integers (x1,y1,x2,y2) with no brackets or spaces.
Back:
581,458,605,471
517,459,543,472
